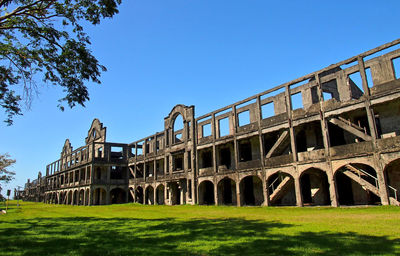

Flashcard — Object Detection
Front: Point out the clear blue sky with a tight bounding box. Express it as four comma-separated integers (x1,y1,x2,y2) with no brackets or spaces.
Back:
1,0,400,196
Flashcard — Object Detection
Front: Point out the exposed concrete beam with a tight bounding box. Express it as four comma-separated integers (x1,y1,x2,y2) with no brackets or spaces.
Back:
342,170,379,196
328,117,372,141
270,176,292,203
266,130,289,158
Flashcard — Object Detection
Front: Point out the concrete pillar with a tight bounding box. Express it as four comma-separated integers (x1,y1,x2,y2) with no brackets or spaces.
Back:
107,167,111,183
71,191,74,206
294,173,303,207
236,177,241,207
214,180,218,206
153,184,157,205
327,167,338,207
375,154,390,205
262,175,269,206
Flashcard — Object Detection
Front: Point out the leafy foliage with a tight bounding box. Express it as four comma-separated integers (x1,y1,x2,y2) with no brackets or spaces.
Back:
0,153,16,195
0,0,122,125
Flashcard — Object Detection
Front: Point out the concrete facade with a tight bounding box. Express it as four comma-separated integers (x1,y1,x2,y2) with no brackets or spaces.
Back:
22,39,400,207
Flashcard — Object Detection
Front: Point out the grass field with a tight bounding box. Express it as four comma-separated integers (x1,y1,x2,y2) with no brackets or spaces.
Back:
0,201,399,255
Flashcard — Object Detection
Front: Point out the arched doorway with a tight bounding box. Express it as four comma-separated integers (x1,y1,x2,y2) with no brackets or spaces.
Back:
135,186,144,204
239,175,264,206
169,182,181,205
335,164,380,205
267,172,296,206
145,186,154,205
156,185,165,205
110,188,126,204
217,178,236,205
385,159,400,205
300,168,330,206
58,192,64,204
199,180,215,205
73,190,78,205
93,188,106,205
79,189,85,205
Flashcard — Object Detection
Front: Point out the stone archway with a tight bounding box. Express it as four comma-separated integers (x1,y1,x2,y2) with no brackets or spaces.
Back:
93,188,106,205
135,186,144,204
78,189,85,205
267,172,296,206
198,180,215,205
335,163,380,206
217,177,237,205
384,159,400,205
156,184,165,205
239,175,264,206
110,188,126,204
145,186,154,205
300,168,330,206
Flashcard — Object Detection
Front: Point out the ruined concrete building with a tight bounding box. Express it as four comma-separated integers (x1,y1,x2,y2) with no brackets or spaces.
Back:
22,39,400,207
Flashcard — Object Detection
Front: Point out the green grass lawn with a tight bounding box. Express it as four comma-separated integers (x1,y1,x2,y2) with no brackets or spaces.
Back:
1,201,399,255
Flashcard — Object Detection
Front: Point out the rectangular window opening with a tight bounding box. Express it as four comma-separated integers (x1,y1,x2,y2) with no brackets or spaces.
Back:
218,117,230,137
202,123,212,137
111,146,123,159
323,92,332,101
348,71,364,93
393,57,400,79
290,92,303,110
261,102,274,119
238,110,250,126
175,132,182,143
365,68,373,88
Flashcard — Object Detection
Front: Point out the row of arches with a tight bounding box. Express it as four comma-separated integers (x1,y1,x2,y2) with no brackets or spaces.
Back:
43,158,399,206
44,187,128,205
129,184,167,205
195,160,399,207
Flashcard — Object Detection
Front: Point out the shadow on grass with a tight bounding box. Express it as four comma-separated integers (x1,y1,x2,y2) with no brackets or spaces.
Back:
0,217,399,255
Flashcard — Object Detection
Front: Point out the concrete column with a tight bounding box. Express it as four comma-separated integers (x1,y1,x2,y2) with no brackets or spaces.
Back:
88,188,93,205
285,86,298,161
294,172,303,207
262,175,269,206
153,184,157,205
71,191,75,206
214,180,218,206
236,177,241,207
375,154,390,205
107,166,111,183
326,166,338,207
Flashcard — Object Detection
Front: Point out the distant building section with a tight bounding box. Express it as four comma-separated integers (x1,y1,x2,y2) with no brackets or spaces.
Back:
22,39,400,207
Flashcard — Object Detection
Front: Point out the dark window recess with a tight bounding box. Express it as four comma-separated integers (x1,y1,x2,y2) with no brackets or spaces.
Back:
187,151,191,169
188,179,192,199
219,148,231,169
174,156,183,171
136,164,144,178
296,130,307,153
201,151,213,168
111,166,123,179
239,142,252,162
